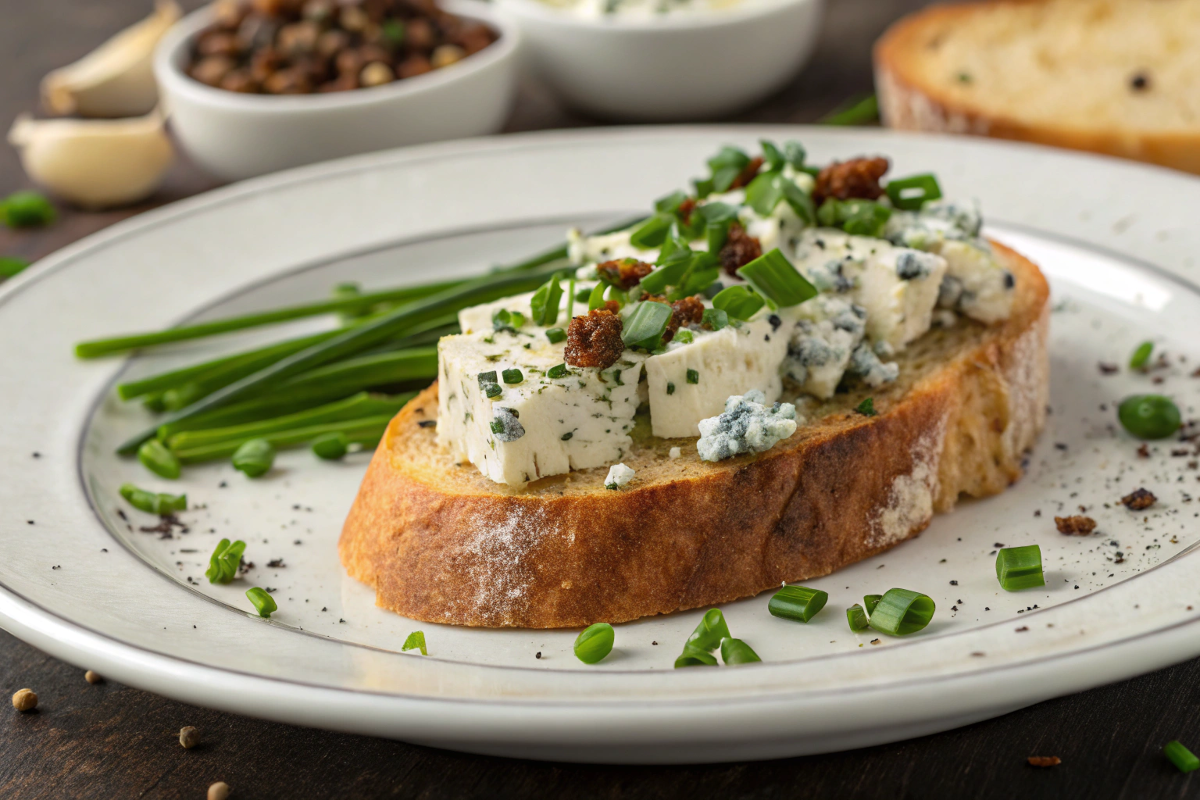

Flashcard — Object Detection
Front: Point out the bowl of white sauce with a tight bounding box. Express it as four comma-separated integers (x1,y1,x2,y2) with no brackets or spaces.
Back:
496,0,823,120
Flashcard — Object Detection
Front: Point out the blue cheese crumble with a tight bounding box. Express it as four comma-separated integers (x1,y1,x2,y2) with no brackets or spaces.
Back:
697,390,799,462
605,463,636,490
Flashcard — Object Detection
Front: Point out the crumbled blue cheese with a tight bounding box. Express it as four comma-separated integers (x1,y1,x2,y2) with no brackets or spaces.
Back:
604,462,636,490
782,295,866,399
847,342,899,387
669,446,682,459
438,327,646,487
697,389,799,462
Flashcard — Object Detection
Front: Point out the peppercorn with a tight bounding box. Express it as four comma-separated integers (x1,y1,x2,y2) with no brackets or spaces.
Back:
11,688,37,712
431,44,465,69
208,783,231,800
84,670,103,684
179,725,201,749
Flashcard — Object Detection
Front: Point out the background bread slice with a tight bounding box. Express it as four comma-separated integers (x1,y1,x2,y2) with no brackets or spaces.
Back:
339,242,1050,629
874,0,1200,175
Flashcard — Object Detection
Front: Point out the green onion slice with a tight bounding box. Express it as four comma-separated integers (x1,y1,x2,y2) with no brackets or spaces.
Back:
674,645,719,668
1117,394,1181,440
685,608,731,652
745,171,785,217
1164,741,1200,774
574,622,615,664
863,594,882,615
530,273,565,327
885,173,943,211
760,140,785,170
311,432,349,460
245,587,277,618
868,588,936,636
655,190,688,215
232,438,275,478
548,363,568,379
701,308,729,331
846,604,869,631
712,285,766,321
707,146,751,193
502,368,523,385
720,637,762,665
674,329,694,344
768,586,829,623
587,282,607,312
629,214,674,249
119,483,186,515
138,439,181,480
738,249,817,309
686,368,700,384
205,538,246,585
621,301,672,350
403,630,428,656
996,545,1045,591
1129,340,1153,369
856,397,877,416
545,327,566,344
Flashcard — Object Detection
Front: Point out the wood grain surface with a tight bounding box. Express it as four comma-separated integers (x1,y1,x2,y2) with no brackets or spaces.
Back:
3,1,1199,798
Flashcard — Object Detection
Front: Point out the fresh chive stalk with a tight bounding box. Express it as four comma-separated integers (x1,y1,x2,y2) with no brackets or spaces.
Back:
768,586,828,623
138,439,181,479
1164,741,1200,773
157,391,415,440
205,538,246,584
995,545,1045,591
621,301,672,349
232,439,275,477
868,588,936,636
1129,341,1154,369
685,608,730,652
712,285,765,321
176,415,393,463
574,623,615,664
674,645,718,668
738,249,818,309
119,483,186,515
819,94,879,126
403,630,428,655
863,594,882,615
846,603,869,631
885,174,943,210
246,587,277,618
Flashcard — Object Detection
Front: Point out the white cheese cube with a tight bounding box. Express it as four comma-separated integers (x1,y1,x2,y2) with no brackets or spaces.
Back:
936,240,1015,324
783,295,867,399
604,463,636,490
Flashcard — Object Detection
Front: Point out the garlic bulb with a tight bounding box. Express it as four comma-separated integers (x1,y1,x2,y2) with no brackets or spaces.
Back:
41,0,182,118
7,111,175,209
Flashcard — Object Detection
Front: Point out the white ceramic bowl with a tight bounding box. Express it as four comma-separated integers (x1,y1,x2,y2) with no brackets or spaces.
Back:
495,0,822,121
154,0,521,180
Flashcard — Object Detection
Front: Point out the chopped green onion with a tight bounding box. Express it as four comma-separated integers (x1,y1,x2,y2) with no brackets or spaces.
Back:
655,190,688,214
781,180,816,225
745,171,785,217
667,382,675,395
621,301,672,349
119,483,186,515
492,308,526,332
1164,741,1200,773
1,190,56,228
863,594,882,615
706,146,752,193
311,432,348,460
0,256,30,278
629,214,674,249
566,277,576,321
783,141,807,170
1118,394,1181,440
674,645,718,668
205,538,246,584
693,177,715,199
738,249,817,309
996,545,1045,591
817,199,893,237
1130,340,1154,369
530,273,565,327
639,258,691,296
245,587,277,618
502,368,523,385
546,327,566,344
760,140,785,170
686,369,700,385
847,603,869,631
712,285,766,321
856,397,877,416
701,308,729,331
885,174,943,210
768,586,828,623
685,608,730,652
232,438,275,478
138,439,181,480
548,363,568,379
674,329,694,344
587,282,607,312
720,637,761,665
868,588,936,635
574,622,615,664
574,287,592,303
403,630,428,655
819,94,879,126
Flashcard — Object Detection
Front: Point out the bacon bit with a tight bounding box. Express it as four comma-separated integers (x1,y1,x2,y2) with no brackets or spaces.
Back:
1097,362,1119,375
1137,443,1150,458
813,156,889,203
727,156,764,190
1121,488,1157,510
718,223,762,277
677,197,696,224
1055,515,1096,535
1027,756,1061,768
565,309,624,369
650,295,706,342
597,258,653,290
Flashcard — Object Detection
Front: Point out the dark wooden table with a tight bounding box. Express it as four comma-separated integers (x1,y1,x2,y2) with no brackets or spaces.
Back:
3,2,1199,798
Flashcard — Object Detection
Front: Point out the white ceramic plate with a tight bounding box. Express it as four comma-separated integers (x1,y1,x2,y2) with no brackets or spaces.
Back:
3,128,1200,764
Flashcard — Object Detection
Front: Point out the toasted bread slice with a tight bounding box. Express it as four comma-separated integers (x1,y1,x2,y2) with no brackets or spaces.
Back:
874,0,1200,175
339,242,1050,629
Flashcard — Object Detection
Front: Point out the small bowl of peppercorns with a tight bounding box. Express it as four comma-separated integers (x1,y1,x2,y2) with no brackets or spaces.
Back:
154,0,520,180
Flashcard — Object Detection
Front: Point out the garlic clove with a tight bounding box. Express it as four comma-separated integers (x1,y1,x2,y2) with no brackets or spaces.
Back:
8,110,175,210
41,0,182,118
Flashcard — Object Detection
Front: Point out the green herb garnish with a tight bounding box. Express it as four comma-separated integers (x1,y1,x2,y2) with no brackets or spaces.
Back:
403,630,428,655
738,249,817,309
996,545,1045,592
246,587,277,618
701,308,728,331
768,586,828,623
574,623,615,664
1129,340,1154,369
548,363,568,379
621,301,672,350
719,637,761,665
205,538,246,585
119,483,186,515
1,190,56,228
856,397,877,416
686,369,699,385
868,588,935,636
1118,394,1180,440
846,603,869,631
546,327,566,344
232,438,275,478
1165,741,1200,774
819,94,879,126
311,432,348,460
138,439,181,480
0,256,30,278
712,284,765,320
530,273,565,327
501,368,523,385
863,594,882,615
685,608,731,652
885,174,943,210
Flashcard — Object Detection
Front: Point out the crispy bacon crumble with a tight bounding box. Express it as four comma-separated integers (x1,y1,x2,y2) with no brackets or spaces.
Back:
597,258,653,290
718,223,763,277
1055,515,1097,535
813,156,890,203
565,309,624,369
1121,488,1157,510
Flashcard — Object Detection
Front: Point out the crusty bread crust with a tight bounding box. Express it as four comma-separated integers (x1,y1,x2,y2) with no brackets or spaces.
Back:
874,2,1200,175
339,243,1050,628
